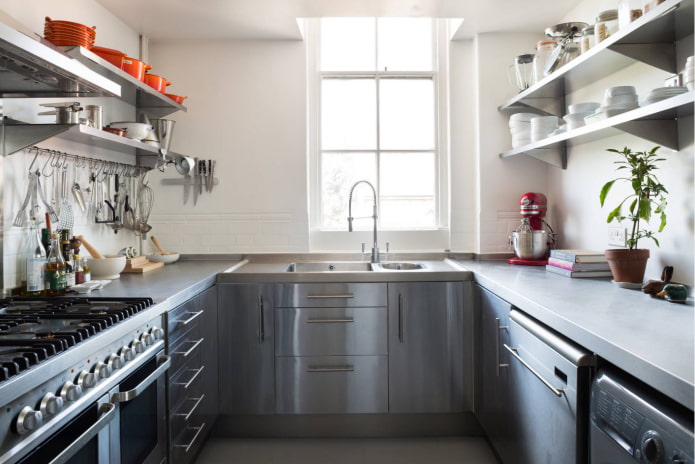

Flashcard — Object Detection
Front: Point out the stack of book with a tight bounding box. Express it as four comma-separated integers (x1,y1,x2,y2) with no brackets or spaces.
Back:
546,249,613,278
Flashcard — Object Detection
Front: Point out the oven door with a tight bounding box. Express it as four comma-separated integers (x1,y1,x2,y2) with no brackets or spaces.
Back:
14,394,116,464
110,349,170,464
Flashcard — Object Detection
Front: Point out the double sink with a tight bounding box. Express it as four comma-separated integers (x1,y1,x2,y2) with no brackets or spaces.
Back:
285,262,424,272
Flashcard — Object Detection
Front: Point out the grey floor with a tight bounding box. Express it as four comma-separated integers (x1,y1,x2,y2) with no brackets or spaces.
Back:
195,436,500,463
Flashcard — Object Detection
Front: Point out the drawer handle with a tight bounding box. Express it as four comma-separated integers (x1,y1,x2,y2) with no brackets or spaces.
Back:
174,310,203,326
175,394,205,421
174,366,205,390
496,318,509,376
306,294,354,299
307,318,354,323
504,344,564,397
174,422,206,453
398,293,404,343
307,365,355,372
258,296,265,344
175,338,205,358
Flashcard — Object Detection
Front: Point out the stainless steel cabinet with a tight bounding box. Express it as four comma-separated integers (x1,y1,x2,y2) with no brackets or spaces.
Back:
217,284,275,414
387,282,465,413
474,284,513,461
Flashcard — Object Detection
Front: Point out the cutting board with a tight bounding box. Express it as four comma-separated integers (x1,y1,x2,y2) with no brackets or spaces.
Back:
122,256,165,273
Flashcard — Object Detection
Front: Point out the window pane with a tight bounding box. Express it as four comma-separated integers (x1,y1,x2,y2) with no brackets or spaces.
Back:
321,79,377,150
379,79,435,150
380,152,435,229
321,152,377,230
320,18,375,71
377,18,433,71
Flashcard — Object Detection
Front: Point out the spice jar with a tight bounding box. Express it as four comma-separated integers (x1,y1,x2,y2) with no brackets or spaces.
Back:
533,40,557,82
580,25,595,53
595,10,619,43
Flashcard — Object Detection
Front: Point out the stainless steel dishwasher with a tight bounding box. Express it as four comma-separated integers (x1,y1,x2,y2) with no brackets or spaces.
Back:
503,309,595,464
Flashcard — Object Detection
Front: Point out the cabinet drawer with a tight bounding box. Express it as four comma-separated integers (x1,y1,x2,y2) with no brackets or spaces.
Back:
170,380,206,438
169,351,205,411
167,297,204,344
275,283,386,308
169,324,205,377
275,307,387,356
170,414,207,464
276,355,387,414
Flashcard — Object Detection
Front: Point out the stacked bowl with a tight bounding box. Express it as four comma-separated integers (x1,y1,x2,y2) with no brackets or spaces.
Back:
600,86,639,115
530,115,559,142
44,17,95,50
685,56,694,91
563,101,600,130
509,113,536,148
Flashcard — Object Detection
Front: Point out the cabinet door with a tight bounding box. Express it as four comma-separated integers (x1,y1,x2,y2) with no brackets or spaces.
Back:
474,284,513,462
388,281,464,413
218,284,275,414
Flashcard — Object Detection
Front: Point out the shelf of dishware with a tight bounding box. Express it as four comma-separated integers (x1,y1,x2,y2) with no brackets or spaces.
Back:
65,46,187,118
499,91,694,168
498,0,693,115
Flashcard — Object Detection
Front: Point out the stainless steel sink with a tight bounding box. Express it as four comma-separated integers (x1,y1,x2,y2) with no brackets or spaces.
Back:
284,262,374,272
377,262,424,270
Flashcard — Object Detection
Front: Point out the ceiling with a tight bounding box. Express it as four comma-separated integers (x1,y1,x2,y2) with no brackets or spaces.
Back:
95,0,572,41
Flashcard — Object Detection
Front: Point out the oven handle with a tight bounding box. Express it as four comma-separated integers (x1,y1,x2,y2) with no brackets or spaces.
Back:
504,344,564,397
49,402,116,464
111,355,171,403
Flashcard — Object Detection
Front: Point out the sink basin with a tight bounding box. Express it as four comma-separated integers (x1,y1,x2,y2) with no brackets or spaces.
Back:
377,262,424,270
285,262,373,272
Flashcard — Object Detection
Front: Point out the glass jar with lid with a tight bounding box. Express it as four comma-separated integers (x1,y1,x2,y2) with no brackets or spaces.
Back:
595,10,619,43
580,25,595,53
533,40,557,82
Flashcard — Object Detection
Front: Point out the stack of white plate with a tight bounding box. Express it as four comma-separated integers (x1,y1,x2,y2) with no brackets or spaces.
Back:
684,56,693,90
643,86,689,105
530,115,559,142
563,101,600,130
509,113,536,148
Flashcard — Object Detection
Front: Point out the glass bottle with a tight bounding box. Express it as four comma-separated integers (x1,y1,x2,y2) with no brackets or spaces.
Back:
74,254,85,285
82,257,91,283
45,234,67,296
61,235,75,289
41,228,52,256
24,218,46,296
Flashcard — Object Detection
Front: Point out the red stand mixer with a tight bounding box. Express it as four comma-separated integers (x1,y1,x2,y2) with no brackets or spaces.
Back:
508,192,556,265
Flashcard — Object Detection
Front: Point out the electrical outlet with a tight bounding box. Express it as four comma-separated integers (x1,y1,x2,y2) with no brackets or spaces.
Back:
608,227,627,247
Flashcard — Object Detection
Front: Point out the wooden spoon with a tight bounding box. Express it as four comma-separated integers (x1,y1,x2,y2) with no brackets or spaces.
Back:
76,235,103,259
150,236,173,255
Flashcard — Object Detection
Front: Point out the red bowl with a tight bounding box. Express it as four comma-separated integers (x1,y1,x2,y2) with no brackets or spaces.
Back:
144,73,171,93
122,57,151,81
165,93,187,104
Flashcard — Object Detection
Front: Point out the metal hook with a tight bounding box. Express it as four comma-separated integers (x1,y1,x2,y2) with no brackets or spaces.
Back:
41,151,56,176
28,147,41,172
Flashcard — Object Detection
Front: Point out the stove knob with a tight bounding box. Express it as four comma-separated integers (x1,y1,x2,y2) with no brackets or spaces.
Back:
120,346,135,362
77,370,96,389
641,430,664,463
107,353,124,371
60,382,82,402
40,393,64,417
131,339,145,354
16,406,42,435
93,361,111,379
150,327,165,340
140,332,155,346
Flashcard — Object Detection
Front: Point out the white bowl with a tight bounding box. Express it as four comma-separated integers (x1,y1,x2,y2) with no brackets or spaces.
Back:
568,102,600,114
107,122,154,140
147,253,180,264
509,112,538,123
605,85,636,97
87,256,126,279
605,94,639,106
530,116,559,130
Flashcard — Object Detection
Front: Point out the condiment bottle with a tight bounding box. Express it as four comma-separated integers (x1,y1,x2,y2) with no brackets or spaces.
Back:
82,257,91,283
45,234,66,296
74,254,85,285
24,218,46,296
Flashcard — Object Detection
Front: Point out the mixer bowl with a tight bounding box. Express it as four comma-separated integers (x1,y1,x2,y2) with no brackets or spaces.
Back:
510,230,549,260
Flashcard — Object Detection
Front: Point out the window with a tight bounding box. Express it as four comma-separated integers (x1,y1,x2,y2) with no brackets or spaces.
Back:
308,18,448,232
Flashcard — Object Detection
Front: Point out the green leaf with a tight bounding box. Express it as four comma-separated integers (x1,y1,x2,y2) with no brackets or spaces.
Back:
607,205,622,223
599,180,615,206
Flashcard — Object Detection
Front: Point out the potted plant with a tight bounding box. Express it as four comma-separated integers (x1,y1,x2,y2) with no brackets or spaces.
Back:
599,146,668,284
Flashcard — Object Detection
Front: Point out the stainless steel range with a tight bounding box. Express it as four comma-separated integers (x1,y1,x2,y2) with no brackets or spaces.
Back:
0,297,170,464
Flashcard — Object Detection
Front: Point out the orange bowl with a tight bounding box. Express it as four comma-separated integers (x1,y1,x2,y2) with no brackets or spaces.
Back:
92,46,126,68
165,93,187,104
144,73,171,93
45,17,96,32
122,57,151,81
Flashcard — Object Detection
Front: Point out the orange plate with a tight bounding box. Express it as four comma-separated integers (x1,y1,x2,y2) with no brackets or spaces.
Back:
165,93,187,104
45,17,96,31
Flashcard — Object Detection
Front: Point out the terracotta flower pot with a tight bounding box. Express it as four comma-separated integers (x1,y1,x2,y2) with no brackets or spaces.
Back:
604,249,650,284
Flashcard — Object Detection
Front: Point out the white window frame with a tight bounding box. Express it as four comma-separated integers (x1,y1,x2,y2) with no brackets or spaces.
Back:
306,18,451,251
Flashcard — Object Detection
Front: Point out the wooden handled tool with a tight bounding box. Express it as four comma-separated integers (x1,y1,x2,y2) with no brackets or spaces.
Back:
150,236,171,255
76,235,103,259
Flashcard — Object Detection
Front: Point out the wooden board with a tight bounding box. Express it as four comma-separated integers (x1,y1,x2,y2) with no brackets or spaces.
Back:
121,261,164,273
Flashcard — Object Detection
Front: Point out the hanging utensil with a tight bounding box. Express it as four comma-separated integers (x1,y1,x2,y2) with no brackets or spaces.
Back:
36,173,59,223
72,182,86,213
57,164,74,231
13,173,37,227
111,173,123,233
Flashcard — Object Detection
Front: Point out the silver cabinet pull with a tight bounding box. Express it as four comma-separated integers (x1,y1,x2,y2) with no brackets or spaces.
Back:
175,394,205,421
398,293,404,343
306,294,354,299
174,310,203,326
307,365,355,372
307,318,354,323
174,423,206,453
175,338,204,358
496,318,509,376
257,296,265,343
504,344,564,397
174,366,205,390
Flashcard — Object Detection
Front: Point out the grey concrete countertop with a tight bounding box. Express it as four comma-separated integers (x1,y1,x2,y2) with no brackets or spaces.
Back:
460,259,694,410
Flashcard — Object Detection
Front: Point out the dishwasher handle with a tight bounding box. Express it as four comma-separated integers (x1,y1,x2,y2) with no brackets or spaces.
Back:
504,344,564,397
